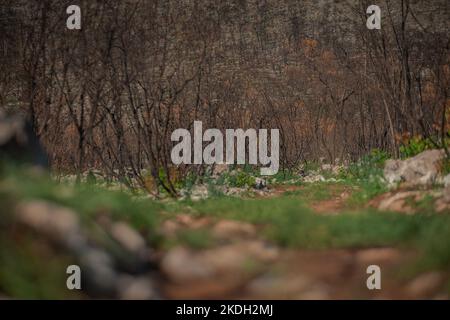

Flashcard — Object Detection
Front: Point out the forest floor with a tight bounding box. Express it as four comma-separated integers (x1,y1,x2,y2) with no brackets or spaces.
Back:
1,165,450,299
158,183,449,299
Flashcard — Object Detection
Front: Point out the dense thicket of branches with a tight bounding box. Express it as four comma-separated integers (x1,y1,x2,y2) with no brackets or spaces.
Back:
0,0,449,193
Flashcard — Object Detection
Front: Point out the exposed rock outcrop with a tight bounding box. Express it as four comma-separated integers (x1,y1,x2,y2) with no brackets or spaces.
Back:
384,149,446,187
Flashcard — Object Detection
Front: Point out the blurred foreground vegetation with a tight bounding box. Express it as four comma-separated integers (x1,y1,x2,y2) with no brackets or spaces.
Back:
1,152,450,298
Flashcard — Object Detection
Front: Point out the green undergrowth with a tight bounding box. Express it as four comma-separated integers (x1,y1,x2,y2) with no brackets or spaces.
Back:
185,193,450,273
1,167,161,235
0,165,163,298
1,156,450,297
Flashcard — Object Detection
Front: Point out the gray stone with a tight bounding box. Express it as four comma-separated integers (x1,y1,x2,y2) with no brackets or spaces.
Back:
80,248,118,296
117,275,159,300
303,173,325,183
384,149,445,187
443,174,450,187
15,201,80,245
377,191,423,213
190,185,209,201
254,177,267,190
407,272,443,298
212,220,256,239
110,222,146,254
161,247,214,283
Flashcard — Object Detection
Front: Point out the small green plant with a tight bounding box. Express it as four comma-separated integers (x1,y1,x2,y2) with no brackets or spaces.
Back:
235,171,256,187
0,167,163,299
303,161,321,172
283,182,339,203
399,136,436,159
341,149,389,181
221,170,256,188
206,178,226,198
338,149,389,205
178,171,198,193
86,170,97,185
443,157,450,175
270,169,300,184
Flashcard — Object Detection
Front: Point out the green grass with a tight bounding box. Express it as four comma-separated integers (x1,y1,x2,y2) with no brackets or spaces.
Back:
284,185,331,201
283,182,348,203
270,169,302,184
0,166,162,299
1,161,450,297
0,233,81,299
1,168,161,237
186,193,450,272
336,150,390,206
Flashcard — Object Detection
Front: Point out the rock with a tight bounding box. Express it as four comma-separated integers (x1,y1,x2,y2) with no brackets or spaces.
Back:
0,111,48,167
161,247,214,283
161,220,180,237
161,214,211,236
320,164,342,175
442,187,450,202
176,214,195,225
15,200,159,298
377,191,424,213
384,149,445,187
356,248,400,264
254,177,267,190
190,185,209,201
407,272,443,298
443,174,450,187
303,173,325,183
176,214,210,228
110,222,146,254
161,244,259,299
117,275,159,300
212,220,257,239
161,241,278,284
15,201,80,245
160,240,280,299
222,186,247,196
79,248,118,297
377,189,446,213
201,245,253,272
238,241,279,262
298,168,306,177
194,241,278,273
247,274,315,298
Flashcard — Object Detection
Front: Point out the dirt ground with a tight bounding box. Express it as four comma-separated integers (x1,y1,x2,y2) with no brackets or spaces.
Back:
158,186,449,300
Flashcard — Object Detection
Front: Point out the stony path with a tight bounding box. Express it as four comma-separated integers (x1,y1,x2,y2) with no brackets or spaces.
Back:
159,216,446,299
157,187,449,300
